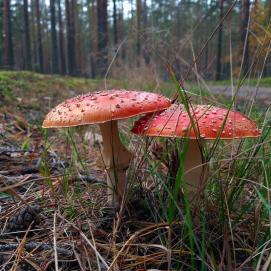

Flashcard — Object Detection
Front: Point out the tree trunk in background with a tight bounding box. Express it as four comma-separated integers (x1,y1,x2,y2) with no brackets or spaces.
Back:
142,0,150,65
23,0,31,70
136,0,141,66
113,0,118,48
42,3,50,73
88,0,97,78
175,0,182,41
65,0,71,74
3,0,14,68
241,0,250,75
215,0,224,80
96,0,108,77
31,0,37,70
58,0,66,74
66,0,76,75
36,0,44,72
72,0,82,75
119,1,126,61
50,0,58,73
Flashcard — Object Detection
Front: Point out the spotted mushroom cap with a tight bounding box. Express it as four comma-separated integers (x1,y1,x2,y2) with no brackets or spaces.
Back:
132,104,261,139
42,89,171,128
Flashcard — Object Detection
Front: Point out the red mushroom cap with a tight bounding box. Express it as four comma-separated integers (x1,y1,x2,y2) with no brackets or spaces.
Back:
132,104,261,139
42,89,171,128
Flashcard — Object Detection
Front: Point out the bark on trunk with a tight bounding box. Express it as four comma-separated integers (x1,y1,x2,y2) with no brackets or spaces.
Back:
3,0,14,68
58,0,66,74
96,0,108,77
89,0,97,78
50,0,58,73
31,0,38,70
36,0,44,72
215,0,224,80
113,0,118,47
118,2,126,61
23,0,31,70
136,0,141,67
142,0,150,65
66,0,76,75
72,0,82,75
42,4,50,73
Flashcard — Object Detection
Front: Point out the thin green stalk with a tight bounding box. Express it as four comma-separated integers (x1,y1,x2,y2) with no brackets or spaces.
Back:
67,128,87,172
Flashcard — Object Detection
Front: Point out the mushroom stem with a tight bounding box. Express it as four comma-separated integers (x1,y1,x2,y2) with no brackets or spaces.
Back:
183,139,207,203
99,120,133,206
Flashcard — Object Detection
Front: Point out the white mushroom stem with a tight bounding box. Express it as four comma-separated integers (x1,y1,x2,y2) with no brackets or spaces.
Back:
99,120,133,206
183,139,207,204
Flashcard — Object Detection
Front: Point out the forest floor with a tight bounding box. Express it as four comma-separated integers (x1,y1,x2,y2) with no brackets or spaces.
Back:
0,71,270,270
0,71,122,270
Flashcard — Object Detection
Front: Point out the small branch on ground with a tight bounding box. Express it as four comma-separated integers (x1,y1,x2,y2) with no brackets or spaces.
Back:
0,242,72,256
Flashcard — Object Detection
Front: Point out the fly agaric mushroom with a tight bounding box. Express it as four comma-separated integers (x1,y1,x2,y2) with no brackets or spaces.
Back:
132,104,261,202
42,89,170,206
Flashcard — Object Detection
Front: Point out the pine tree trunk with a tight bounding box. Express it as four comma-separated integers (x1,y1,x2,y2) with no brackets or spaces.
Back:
113,0,118,47
142,0,150,65
23,0,31,70
3,0,14,69
72,0,82,75
42,3,50,73
66,0,76,75
175,1,181,41
136,0,141,67
215,0,224,80
89,0,97,78
241,0,250,75
50,0,58,73
36,0,44,72
31,0,38,70
58,0,66,74
96,0,108,77
118,1,126,61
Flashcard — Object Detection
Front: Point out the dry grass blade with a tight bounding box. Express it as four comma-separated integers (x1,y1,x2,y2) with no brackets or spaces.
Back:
89,221,102,271
262,252,271,271
10,223,32,271
53,211,59,270
57,213,109,269
107,223,168,271
23,258,43,271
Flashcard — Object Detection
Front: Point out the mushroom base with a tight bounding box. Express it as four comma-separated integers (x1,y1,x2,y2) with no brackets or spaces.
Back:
182,139,207,204
99,121,133,206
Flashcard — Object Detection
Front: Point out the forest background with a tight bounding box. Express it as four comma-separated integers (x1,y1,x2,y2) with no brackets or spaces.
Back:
1,0,271,83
